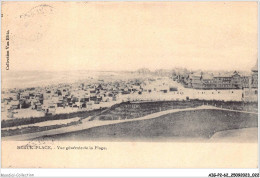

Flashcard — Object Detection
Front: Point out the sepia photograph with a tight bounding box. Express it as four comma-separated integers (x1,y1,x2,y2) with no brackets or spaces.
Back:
1,1,258,170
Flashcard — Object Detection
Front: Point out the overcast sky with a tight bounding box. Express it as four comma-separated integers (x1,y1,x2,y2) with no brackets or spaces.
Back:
2,2,258,72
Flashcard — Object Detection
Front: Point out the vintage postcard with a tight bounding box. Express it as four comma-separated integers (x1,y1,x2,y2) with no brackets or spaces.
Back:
1,1,258,168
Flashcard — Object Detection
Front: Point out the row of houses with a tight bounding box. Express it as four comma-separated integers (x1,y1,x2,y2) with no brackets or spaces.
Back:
2,76,184,118
2,62,258,119
1,78,151,117
174,62,258,90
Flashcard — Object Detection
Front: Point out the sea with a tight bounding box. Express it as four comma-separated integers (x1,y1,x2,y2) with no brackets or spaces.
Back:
2,70,126,90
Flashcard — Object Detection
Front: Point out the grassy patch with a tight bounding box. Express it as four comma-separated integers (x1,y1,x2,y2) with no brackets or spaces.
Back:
37,109,258,141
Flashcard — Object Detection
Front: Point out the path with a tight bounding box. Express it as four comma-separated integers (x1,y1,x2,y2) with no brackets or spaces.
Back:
2,105,257,141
